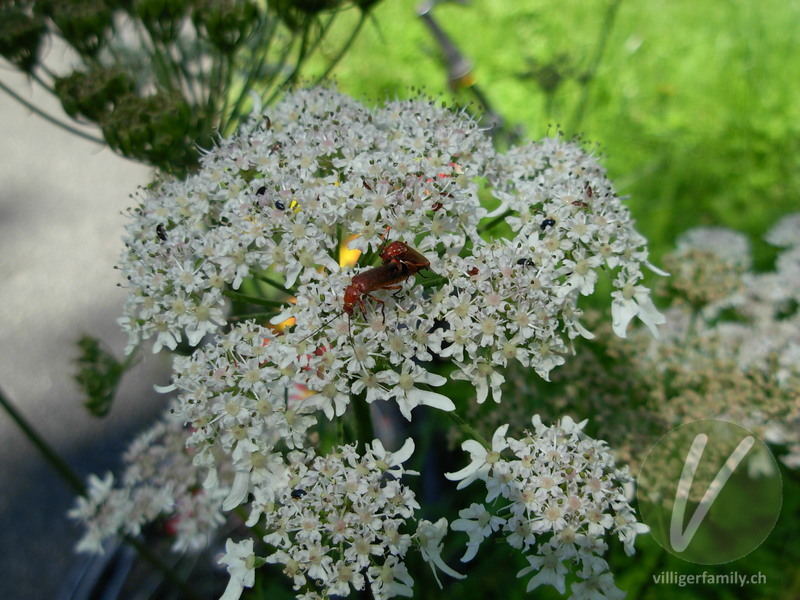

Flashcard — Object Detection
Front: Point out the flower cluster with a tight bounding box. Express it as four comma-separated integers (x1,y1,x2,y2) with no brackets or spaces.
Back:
447,416,648,598
166,322,319,512
119,87,663,416
659,226,750,308
491,213,800,473
650,216,800,465
218,439,461,600
68,414,227,554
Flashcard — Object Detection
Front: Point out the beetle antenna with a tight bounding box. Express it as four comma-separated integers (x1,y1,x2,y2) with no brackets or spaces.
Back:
292,311,343,345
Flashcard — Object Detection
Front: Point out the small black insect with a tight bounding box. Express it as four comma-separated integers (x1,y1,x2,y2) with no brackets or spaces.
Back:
291,488,307,499
274,200,286,211
540,218,556,230
516,258,535,267
156,224,167,241
256,185,267,196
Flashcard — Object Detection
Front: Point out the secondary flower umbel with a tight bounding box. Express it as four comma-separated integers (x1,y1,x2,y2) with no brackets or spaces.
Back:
221,439,461,600
448,415,648,598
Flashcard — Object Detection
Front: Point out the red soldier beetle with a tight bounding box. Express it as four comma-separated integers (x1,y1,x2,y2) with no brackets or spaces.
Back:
378,241,430,277
294,242,431,343
343,263,409,319
344,241,431,320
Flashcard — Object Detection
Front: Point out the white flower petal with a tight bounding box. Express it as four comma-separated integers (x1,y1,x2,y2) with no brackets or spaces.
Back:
391,438,416,466
222,471,250,511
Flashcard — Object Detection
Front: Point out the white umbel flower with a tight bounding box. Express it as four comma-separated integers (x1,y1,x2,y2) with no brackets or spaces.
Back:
218,538,257,600
118,86,663,413
448,415,648,598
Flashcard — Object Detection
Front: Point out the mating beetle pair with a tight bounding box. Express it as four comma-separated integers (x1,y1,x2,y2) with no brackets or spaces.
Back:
343,241,430,318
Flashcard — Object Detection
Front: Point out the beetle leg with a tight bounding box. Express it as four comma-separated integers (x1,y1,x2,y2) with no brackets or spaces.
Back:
362,292,386,322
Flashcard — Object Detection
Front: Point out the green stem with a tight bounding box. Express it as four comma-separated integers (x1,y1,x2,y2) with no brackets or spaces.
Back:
222,14,282,134
0,80,106,145
0,386,202,600
352,394,374,443
0,385,86,494
222,289,287,307
478,209,514,234
265,18,312,107
287,21,312,87
568,0,623,133
299,10,339,78
337,413,345,446
419,275,448,290
313,10,369,84
30,69,59,101
132,20,184,98
259,34,297,108
209,52,231,136
254,273,296,296
227,311,282,321
447,410,490,450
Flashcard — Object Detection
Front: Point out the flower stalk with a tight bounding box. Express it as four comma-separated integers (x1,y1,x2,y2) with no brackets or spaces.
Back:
0,386,201,599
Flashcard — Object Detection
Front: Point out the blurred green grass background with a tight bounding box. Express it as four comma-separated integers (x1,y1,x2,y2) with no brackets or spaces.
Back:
311,0,800,268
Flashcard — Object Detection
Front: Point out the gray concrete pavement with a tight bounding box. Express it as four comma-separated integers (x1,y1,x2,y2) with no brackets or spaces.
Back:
1,66,172,599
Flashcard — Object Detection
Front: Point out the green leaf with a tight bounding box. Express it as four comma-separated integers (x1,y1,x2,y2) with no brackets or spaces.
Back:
73,335,134,417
